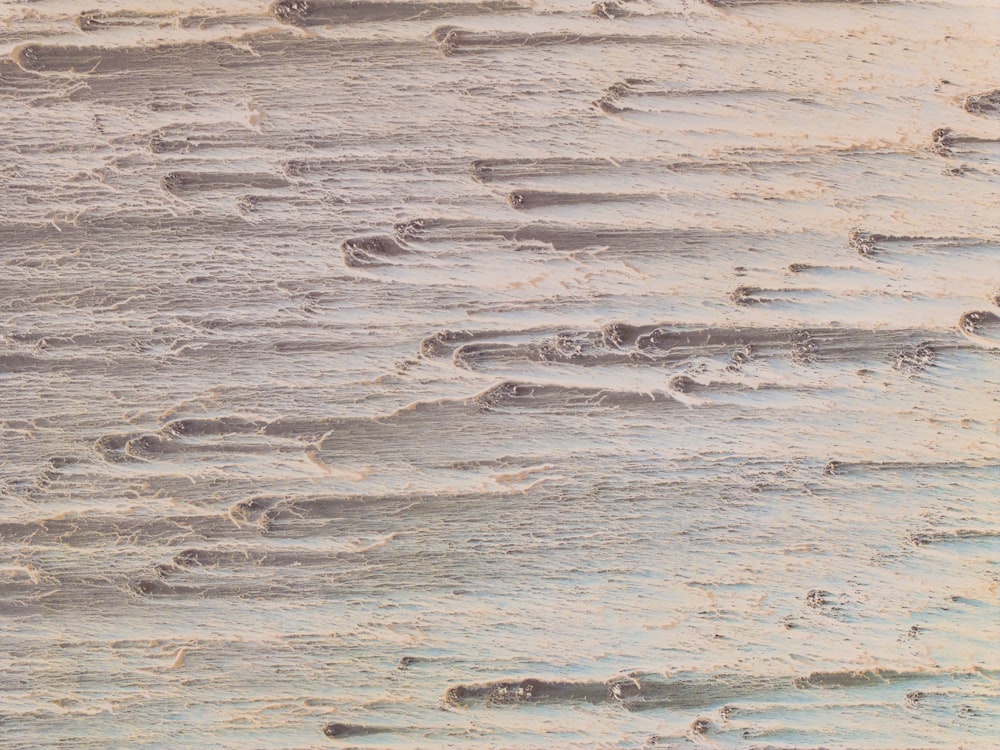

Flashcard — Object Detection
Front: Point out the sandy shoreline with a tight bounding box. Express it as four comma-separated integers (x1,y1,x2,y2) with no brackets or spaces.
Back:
1,0,997,746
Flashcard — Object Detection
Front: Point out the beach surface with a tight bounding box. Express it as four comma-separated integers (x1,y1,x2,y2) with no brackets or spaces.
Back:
1,0,998,747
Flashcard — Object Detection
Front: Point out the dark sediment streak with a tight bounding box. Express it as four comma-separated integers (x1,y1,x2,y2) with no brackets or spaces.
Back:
931,127,1000,156
160,172,291,194
323,722,394,738
824,459,999,476
909,529,1000,546
704,0,878,5
13,41,257,74
272,0,526,26
341,235,412,267
507,190,660,210
10,35,424,82
421,323,965,369
963,89,1000,116
471,158,616,183
395,220,731,251
74,9,264,31
434,27,688,56
848,229,996,258
959,310,1000,334
445,669,970,711
76,10,174,31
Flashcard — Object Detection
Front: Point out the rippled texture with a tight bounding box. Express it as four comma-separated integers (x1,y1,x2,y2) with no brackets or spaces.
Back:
1,0,998,748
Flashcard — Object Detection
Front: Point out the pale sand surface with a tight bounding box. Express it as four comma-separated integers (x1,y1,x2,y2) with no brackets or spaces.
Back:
0,0,998,747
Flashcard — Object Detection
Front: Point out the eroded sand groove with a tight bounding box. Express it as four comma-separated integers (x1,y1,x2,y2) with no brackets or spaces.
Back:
1,0,997,747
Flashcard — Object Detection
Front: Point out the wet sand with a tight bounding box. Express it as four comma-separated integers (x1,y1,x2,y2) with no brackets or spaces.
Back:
1,0,998,747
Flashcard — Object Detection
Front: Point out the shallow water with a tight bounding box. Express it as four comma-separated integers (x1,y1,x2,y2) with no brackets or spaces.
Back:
1,0,998,747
